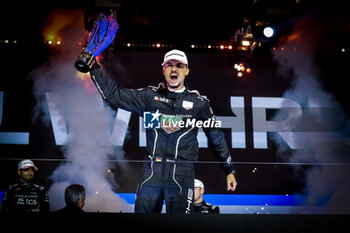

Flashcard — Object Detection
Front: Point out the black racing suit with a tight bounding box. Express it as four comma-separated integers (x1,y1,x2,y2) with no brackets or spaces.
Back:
193,201,220,214
90,64,235,213
1,182,50,212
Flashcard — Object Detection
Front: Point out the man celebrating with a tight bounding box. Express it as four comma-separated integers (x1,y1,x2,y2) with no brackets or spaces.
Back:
1,159,50,212
89,49,237,213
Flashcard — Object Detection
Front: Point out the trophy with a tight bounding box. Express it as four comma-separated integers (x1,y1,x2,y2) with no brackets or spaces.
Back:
75,12,119,73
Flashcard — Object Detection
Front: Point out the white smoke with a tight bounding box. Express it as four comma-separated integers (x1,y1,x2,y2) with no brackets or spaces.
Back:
271,7,350,213
30,9,131,212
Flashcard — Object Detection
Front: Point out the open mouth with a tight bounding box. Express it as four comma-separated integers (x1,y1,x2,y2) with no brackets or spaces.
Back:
170,73,178,81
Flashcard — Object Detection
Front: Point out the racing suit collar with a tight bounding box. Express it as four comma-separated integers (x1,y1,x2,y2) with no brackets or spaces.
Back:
193,201,206,206
19,181,33,187
167,86,186,93
165,87,188,99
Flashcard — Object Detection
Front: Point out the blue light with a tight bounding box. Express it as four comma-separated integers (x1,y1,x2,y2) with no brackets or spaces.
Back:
115,193,305,206
0,132,29,144
263,26,276,38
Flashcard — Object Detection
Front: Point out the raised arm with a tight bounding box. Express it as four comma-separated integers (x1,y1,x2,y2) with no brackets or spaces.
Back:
90,63,149,116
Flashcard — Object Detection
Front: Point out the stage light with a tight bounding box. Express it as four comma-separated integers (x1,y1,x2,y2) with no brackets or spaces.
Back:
242,40,250,46
263,26,275,38
156,43,161,48
233,60,252,78
220,45,225,49
234,63,243,71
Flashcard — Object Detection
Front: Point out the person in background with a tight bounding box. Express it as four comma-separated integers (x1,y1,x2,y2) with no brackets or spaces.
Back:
55,184,86,213
1,159,50,212
192,179,220,214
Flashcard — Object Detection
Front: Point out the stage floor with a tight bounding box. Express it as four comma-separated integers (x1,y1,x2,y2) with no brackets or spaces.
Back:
1,213,348,233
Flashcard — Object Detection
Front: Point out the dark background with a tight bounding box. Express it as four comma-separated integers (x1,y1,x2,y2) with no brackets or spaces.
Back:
1,0,350,196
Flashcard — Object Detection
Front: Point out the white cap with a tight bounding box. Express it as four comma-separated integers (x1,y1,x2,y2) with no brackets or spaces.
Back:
194,179,204,189
161,49,188,66
18,159,38,171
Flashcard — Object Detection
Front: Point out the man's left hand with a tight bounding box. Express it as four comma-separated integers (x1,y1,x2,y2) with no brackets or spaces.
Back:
226,173,237,191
